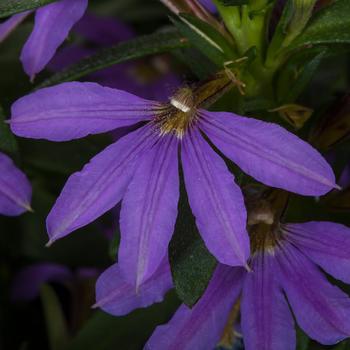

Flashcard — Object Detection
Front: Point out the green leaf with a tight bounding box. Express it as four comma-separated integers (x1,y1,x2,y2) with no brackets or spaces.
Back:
277,47,328,103
169,172,217,307
171,14,236,67
37,30,189,88
296,327,309,350
0,0,55,18
40,284,70,350
291,0,350,48
0,105,18,156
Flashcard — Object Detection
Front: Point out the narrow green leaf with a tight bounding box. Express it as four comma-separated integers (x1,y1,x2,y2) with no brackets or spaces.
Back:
169,172,217,307
0,0,55,18
40,284,70,350
0,105,18,156
291,0,350,48
37,30,189,88
171,14,236,67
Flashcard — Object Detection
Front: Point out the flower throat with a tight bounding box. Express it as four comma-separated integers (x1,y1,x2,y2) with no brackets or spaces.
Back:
246,189,289,255
154,72,232,138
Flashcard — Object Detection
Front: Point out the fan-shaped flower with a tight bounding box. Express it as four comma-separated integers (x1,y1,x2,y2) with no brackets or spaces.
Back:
10,78,337,289
144,221,350,350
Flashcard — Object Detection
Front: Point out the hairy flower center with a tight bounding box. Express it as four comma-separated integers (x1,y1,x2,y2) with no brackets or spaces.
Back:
249,223,284,255
155,88,198,139
245,189,290,255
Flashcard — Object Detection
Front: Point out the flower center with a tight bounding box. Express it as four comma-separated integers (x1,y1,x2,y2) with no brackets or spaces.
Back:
249,222,284,255
246,190,289,255
154,87,198,139
153,73,233,139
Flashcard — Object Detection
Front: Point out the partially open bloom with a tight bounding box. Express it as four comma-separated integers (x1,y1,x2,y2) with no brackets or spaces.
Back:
10,77,337,288
11,262,98,301
11,263,73,301
145,220,350,350
0,152,31,216
0,0,88,79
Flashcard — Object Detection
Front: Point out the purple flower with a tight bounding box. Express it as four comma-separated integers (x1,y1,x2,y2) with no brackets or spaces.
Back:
0,152,31,216
145,221,350,350
0,0,88,80
11,262,99,303
10,81,337,288
11,263,73,301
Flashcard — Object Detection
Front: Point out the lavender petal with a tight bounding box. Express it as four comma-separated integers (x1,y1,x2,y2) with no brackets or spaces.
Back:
0,12,31,43
118,135,179,288
181,128,249,267
145,265,243,350
46,125,156,244
20,0,88,79
241,253,295,350
277,242,350,345
201,111,337,196
0,152,31,216
95,257,172,316
11,82,155,141
286,222,350,284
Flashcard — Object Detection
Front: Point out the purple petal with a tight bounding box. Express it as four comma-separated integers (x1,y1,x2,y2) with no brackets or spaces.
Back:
0,152,31,216
0,11,31,43
241,253,295,350
95,257,172,316
181,128,249,267
200,111,337,196
339,162,350,188
286,222,350,284
73,13,134,45
199,0,216,13
11,263,72,301
46,125,157,244
10,82,155,141
20,0,88,79
145,265,244,350
277,242,350,345
118,136,179,288
48,45,91,71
